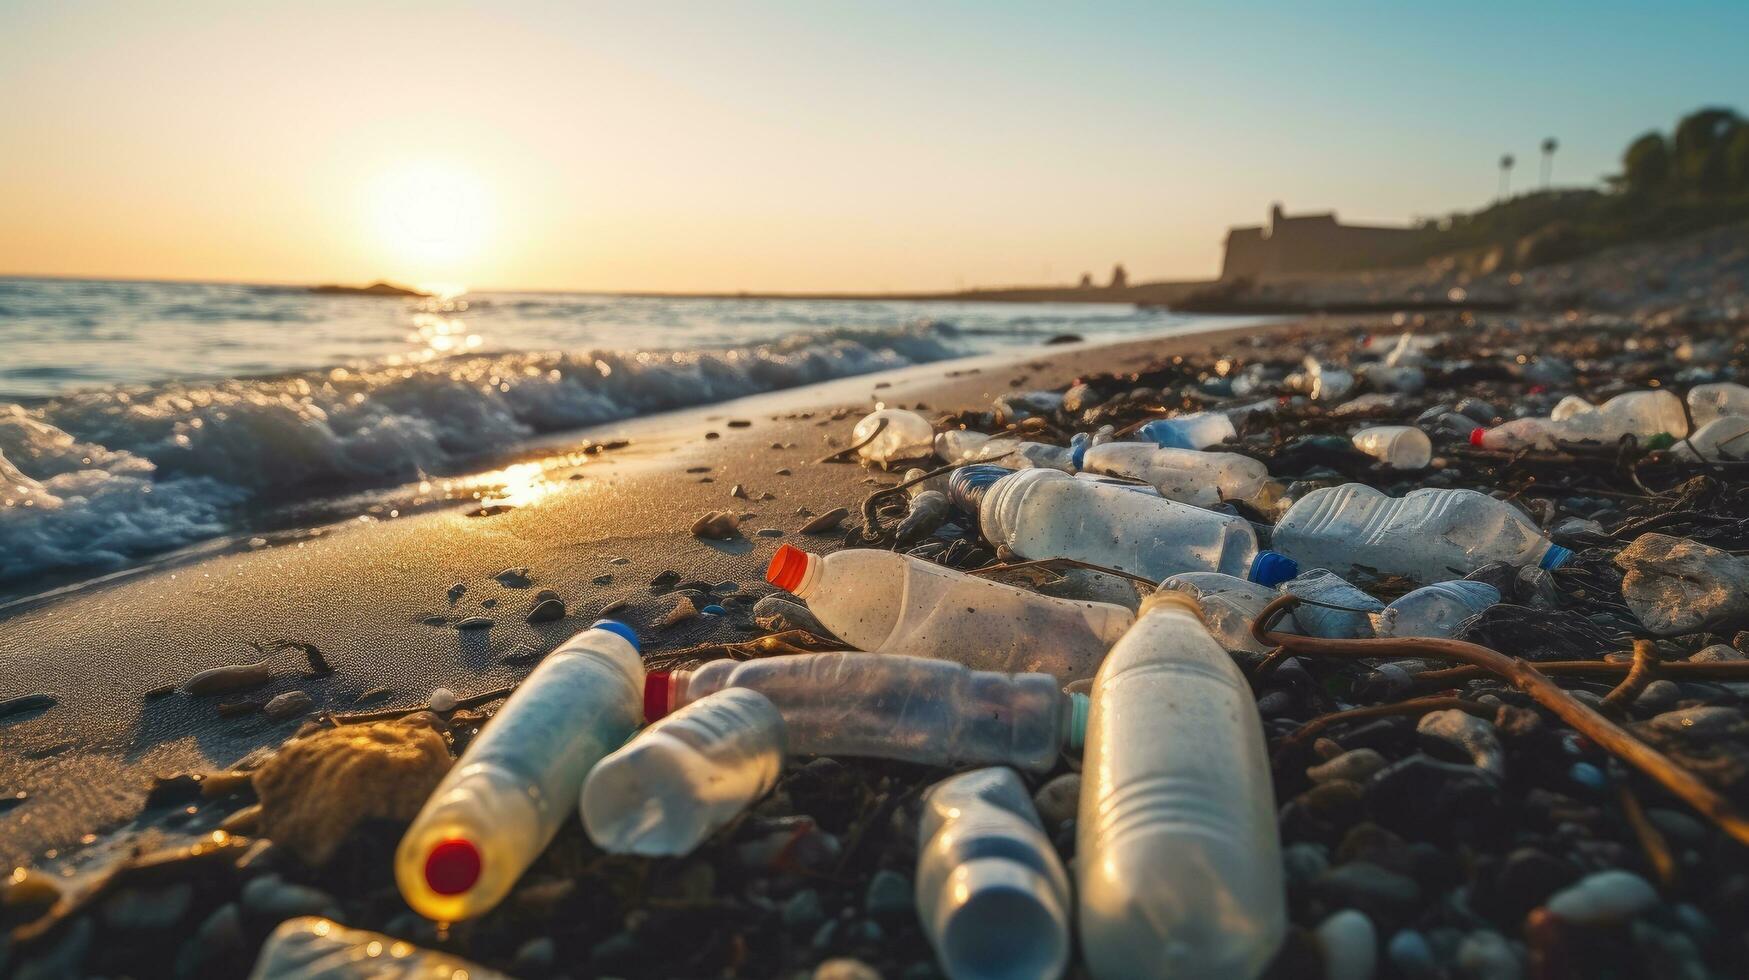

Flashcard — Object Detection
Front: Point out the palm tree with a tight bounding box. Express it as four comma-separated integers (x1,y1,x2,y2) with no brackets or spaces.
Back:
1498,154,1515,201
1540,137,1559,188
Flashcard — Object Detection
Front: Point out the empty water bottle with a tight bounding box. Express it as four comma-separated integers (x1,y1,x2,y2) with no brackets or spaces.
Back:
978,468,1298,584
581,688,784,856
935,430,1075,471
645,652,1086,772
1689,382,1749,426
854,408,936,464
916,767,1073,980
1372,580,1500,639
1079,441,1275,508
1138,410,1238,450
396,621,642,922
1273,484,1571,585
1673,415,1749,461
765,544,1133,679
1281,569,1384,639
1159,571,1298,655
1351,425,1432,470
1473,389,1689,450
1078,591,1285,979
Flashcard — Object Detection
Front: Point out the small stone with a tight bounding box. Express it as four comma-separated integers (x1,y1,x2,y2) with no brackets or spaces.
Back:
651,569,681,590
429,688,458,713
592,573,613,584
1648,706,1745,736
511,937,556,975
1282,842,1330,889
864,869,913,920
1316,909,1378,980
447,582,466,603
101,881,194,931
455,616,495,630
1633,679,1681,712
1032,773,1081,832
756,528,784,537
175,902,246,977
731,483,749,499
495,567,533,588
1455,929,1521,980
241,875,342,922
662,596,700,627
1315,861,1421,914
526,597,567,623
776,467,792,476
691,510,741,539
263,691,314,721
1417,709,1505,778
11,914,92,980
800,507,850,534
608,556,630,565
783,888,826,931
814,958,882,980
1545,870,1659,924
1567,761,1606,793
1308,748,1387,784
481,597,497,608
1387,929,1437,980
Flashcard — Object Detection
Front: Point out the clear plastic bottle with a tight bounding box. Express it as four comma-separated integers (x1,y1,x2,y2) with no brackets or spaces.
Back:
1272,484,1571,585
916,767,1073,980
580,688,784,857
935,430,1075,471
1078,592,1285,979
766,544,1133,680
1079,441,1274,508
1138,410,1238,450
1473,389,1689,449
1351,426,1432,470
645,651,1085,772
1281,569,1383,639
1673,415,1749,461
1689,382,1749,427
396,620,643,922
854,408,936,464
978,468,1299,585
1372,580,1500,639
1159,571,1298,655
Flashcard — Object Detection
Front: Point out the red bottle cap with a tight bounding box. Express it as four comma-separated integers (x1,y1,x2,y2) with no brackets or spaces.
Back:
644,671,673,722
1469,427,1486,447
766,544,813,592
424,837,482,895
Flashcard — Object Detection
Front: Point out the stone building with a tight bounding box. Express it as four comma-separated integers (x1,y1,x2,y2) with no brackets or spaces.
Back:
1222,204,1422,279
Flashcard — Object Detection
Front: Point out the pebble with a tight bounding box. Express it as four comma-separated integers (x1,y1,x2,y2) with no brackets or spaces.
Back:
1416,709,1505,778
691,510,741,539
1633,679,1681,712
455,616,495,630
447,582,466,603
1455,929,1521,980
511,937,556,975
1386,929,1437,980
814,958,881,980
263,690,314,721
799,507,850,534
1308,748,1387,784
102,880,194,931
730,483,749,499
783,888,826,931
1567,761,1606,793
1315,861,1422,913
175,902,245,977
607,556,630,564
864,869,913,920
757,528,784,537
481,597,498,608
1545,869,1659,924
1649,706,1744,735
11,915,93,980
661,596,700,627
240,874,342,922
1031,772,1081,832
429,688,458,712
526,597,567,623
495,567,533,588
1282,842,1330,889
1316,909,1378,980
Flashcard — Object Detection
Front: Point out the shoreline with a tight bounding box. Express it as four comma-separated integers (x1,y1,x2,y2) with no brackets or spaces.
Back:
0,313,1332,868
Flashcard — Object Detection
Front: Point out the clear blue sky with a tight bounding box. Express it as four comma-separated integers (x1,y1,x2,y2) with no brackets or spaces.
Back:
2,0,1745,290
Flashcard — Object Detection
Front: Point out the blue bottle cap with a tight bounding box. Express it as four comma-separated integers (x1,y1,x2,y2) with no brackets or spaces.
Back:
1540,544,1574,571
1139,419,1195,450
1069,432,1090,471
700,604,726,616
590,619,640,651
947,463,1013,514
1249,550,1299,587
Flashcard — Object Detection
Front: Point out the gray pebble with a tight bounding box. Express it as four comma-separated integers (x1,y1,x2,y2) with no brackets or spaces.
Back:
1316,909,1377,980
783,889,826,931
455,616,495,630
864,869,913,920
495,567,533,588
263,690,314,721
1649,706,1744,735
240,874,340,924
101,881,194,931
1032,773,1081,832
1455,929,1521,980
1417,709,1505,778
1308,748,1387,784
526,597,567,624
1545,870,1658,924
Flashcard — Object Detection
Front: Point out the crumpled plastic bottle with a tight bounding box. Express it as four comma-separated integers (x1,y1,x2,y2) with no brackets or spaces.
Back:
1351,426,1433,470
1281,568,1384,638
1160,571,1299,654
1688,381,1749,427
934,429,1076,471
915,767,1073,980
1371,580,1500,638
854,408,936,464
1138,410,1238,450
1672,415,1749,461
250,917,508,980
1472,389,1689,450
1079,441,1275,508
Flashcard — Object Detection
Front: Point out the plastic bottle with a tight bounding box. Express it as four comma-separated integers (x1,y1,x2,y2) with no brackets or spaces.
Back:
978,468,1299,585
1159,571,1298,655
1138,410,1238,450
935,430,1076,471
1351,426,1432,470
1472,389,1689,450
1079,441,1274,508
1078,592,1285,979
915,767,1073,980
581,688,784,857
1273,484,1571,585
396,621,643,922
854,408,936,464
765,544,1133,679
1673,415,1749,461
1688,382,1749,427
1372,580,1500,639
253,917,507,980
645,652,1085,772
1302,357,1354,402
1281,569,1383,639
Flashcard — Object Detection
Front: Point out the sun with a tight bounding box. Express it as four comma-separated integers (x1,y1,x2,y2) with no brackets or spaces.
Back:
369,161,492,271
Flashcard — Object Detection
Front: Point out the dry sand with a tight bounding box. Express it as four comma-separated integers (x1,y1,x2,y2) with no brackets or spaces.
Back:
0,315,1349,869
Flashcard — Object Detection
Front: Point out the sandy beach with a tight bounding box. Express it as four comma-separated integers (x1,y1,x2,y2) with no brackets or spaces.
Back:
0,315,1315,869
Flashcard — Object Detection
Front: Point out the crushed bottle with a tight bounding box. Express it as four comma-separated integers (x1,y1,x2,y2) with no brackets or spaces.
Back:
1078,441,1276,508
1472,389,1689,450
1281,568,1384,639
1138,410,1238,450
1371,580,1501,639
915,767,1073,980
1351,425,1433,470
581,687,784,856
1160,571,1300,655
854,408,936,464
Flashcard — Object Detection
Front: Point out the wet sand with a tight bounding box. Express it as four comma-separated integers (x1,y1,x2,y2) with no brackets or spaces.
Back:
0,315,1341,869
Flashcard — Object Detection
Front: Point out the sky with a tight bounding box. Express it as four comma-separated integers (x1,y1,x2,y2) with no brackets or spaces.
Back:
2,1,1746,293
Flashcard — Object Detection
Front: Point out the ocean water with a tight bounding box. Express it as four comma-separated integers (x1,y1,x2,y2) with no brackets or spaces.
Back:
0,277,1236,583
